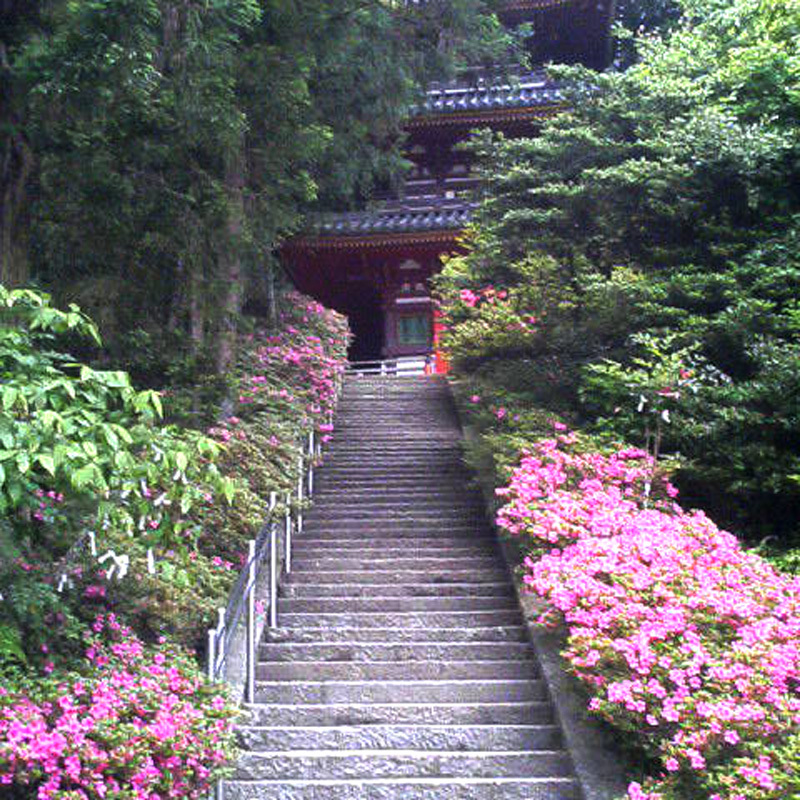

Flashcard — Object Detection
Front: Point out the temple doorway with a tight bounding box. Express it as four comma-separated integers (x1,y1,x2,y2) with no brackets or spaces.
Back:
342,282,384,363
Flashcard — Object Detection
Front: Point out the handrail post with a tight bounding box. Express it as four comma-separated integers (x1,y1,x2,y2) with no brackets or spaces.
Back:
207,629,216,682
284,491,292,574
215,608,225,676
296,455,304,536
308,431,315,497
268,492,278,629
245,539,256,704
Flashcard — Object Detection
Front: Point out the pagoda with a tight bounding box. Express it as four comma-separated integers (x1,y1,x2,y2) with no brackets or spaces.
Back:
281,1,617,367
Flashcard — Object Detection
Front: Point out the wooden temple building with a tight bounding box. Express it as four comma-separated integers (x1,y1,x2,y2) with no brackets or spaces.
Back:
281,1,617,367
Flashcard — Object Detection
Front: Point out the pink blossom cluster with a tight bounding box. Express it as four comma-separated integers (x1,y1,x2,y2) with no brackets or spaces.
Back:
459,285,508,308
497,436,679,548
497,436,800,799
0,615,237,800
236,295,347,429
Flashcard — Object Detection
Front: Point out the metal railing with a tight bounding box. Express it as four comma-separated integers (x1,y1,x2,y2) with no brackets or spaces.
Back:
205,426,325,701
347,355,431,376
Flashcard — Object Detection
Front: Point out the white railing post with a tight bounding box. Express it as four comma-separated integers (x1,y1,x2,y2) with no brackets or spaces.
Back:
216,608,225,665
284,491,292,574
207,629,216,682
308,431,315,496
245,539,256,703
268,492,278,629
296,455,304,536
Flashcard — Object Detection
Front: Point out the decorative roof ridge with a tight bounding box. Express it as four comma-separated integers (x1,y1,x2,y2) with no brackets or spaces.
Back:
415,69,562,118
501,0,577,11
302,202,475,238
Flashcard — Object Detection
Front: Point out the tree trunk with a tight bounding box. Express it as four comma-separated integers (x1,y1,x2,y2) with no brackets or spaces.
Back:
214,142,246,374
189,258,205,352
266,261,277,329
0,131,32,287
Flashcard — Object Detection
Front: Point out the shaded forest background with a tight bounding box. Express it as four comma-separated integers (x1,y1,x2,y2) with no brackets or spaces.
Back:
1,0,516,378
437,0,800,547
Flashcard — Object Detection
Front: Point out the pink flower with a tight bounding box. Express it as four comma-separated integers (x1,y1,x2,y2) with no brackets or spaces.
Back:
460,289,479,307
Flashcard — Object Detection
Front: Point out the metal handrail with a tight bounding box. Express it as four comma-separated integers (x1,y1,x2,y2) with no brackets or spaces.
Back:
205,426,325,700
206,369,341,689
204,374,342,800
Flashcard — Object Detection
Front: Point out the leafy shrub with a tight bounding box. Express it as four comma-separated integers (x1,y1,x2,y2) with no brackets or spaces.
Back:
0,615,238,799
497,434,800,800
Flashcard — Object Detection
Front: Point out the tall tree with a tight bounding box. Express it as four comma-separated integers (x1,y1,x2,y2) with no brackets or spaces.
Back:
438,0,800,540
5,0,512,371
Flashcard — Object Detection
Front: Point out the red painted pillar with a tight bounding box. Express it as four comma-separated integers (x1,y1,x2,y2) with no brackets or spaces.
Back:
433,308,449,374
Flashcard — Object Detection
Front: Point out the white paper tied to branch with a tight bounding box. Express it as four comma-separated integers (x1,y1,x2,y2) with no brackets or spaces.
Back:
88,531,97,557
98,550,129,581
147,547,156,575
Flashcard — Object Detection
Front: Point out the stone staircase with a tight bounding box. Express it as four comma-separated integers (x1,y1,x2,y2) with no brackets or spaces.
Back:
227,376,581,799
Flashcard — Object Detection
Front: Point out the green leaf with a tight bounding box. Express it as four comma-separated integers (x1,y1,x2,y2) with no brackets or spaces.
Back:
72,464,97,490
175,451,188,472
37,454,56,476
2,387,18,411
0,624,27,665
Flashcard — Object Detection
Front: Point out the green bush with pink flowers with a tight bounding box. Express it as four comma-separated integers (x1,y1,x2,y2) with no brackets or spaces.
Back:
0,615,238,799
493,429,800,800
0,285,349,797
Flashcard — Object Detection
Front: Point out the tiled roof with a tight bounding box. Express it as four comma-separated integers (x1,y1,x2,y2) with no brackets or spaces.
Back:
308,202,474,237
417,70,561,118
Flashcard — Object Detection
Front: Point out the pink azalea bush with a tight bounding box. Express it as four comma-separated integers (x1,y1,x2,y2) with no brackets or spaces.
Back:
497,434,800,800
0,615,238,799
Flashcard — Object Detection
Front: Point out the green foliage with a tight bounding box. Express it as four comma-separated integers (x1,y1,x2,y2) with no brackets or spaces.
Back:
0,284,239,666
4,0,514,370
439,0,800,542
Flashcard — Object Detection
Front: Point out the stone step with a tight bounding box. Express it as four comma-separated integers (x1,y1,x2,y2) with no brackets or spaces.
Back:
253,678,546,705
263,626,528,644
296,527,487,540
300,522,486,536
257,660,538,681
318,467,469,476
285,556,500,572
237,723,563,752
289,541,498,556
284,569,508,585
304,510,484,522
243,700,555,727
307,501,485,514
234,749,572,780
279,582,512,599
323,449,463,459
277,597,517,614
307,492,479,504
278,610,524,628
321,460,466,471
258,642,534,662
316,472,471,483
223,776,580,800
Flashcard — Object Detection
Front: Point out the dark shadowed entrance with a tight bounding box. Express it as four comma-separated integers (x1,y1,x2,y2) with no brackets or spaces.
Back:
343,281,384,362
